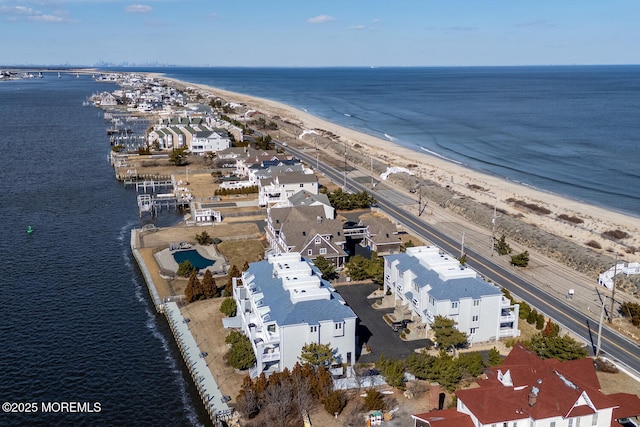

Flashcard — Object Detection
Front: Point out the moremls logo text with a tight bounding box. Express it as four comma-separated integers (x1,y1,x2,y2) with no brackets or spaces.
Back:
42,402,102,413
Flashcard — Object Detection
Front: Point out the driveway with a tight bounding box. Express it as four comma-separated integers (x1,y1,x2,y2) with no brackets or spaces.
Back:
335,283,431,363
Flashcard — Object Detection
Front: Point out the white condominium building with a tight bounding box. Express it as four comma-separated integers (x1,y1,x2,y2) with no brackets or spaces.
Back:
384,246,519,344
233,253,357,378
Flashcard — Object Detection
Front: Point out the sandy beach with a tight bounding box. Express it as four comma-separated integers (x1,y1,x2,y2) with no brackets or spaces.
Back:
155,75,639,273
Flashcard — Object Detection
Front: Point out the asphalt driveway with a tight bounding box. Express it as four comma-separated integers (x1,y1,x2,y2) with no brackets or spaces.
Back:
335,283,431,363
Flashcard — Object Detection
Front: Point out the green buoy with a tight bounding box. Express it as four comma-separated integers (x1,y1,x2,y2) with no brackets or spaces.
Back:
27,226,34,234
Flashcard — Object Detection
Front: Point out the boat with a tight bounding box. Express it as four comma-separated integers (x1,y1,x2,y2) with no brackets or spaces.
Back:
27,226,34,234
57,72,61,79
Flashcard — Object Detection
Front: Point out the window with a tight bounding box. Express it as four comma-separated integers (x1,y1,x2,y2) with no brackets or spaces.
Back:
473,299,480,306
472,315,479,322
469,328,477,334
576,418,580,427
308,249,313,256
335,323,342,330
315,237,321,244
550,423,556,427
451,302,459,309
310,325,317,333
568,419,574,427
300,183,304,187
591,413,598,426
319,248,327,255
267,324,276,333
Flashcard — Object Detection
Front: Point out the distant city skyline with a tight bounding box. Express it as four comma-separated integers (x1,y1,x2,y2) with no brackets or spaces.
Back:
1,0,638,67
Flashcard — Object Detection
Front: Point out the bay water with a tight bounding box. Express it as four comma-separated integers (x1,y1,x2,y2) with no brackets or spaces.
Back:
0,75,206,426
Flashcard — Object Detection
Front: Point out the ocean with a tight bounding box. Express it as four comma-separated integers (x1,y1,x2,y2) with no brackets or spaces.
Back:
0,65,638,426
148,65,640,217
0,75,207,426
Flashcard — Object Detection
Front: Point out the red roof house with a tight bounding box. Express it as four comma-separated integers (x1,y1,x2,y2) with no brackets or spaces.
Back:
412,343,639,427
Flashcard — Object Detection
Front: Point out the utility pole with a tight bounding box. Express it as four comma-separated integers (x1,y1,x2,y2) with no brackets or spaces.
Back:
418,168,427,216
491,196,497,256
370,156,374,189
596,293,605,357
343,140,347,191
609,253,618,323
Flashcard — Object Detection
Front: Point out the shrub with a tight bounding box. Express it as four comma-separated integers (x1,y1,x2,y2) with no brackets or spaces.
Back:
557,214,584,224
507,198,551,215
363,389,385,411
586,240,602,249
495,235,512,255
602,229,630,240
519,301,532,319
510,251,530,267
195,230,213,245
225,331,256,370
177,260,197,277
535,313,545,330
323,390,347,415
220,297,237,317
594,357,619,373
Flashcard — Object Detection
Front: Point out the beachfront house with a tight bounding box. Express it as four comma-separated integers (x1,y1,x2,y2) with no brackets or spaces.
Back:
412,343,640,427
232,253,358,378
384,246,520,344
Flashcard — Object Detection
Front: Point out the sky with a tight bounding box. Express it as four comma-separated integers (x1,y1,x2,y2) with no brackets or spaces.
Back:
1,0,638,67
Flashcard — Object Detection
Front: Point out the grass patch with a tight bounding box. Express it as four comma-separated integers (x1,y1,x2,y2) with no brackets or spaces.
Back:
217,239,265,270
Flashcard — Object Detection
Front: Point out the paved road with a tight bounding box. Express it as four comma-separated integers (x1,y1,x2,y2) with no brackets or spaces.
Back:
280,140,640,375
335,283,431,363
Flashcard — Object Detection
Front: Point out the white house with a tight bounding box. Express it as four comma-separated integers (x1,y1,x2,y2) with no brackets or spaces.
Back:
384,246,519,344
258,170,318,207
189,130,231,155
232,253,357,378
273,190,335,220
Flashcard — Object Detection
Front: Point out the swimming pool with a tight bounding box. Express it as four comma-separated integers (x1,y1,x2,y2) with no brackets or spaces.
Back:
172,249,215,270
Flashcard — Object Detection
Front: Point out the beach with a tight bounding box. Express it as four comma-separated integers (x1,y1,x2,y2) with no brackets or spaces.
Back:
157,74,640,274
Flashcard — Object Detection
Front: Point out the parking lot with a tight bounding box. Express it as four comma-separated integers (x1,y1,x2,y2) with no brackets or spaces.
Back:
335,283,431,363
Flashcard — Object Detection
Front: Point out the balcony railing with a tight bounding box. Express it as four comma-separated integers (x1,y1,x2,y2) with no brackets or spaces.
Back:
260,351,281,362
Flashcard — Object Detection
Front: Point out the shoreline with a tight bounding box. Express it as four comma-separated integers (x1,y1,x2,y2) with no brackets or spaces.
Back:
153,73,640,266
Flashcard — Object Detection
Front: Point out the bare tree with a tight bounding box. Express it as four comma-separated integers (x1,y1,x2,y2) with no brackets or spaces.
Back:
261,381,296,425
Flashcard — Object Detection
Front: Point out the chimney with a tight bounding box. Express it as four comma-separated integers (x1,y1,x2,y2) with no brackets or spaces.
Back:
429,382,441,411
528,386,539,407
317,216,322,224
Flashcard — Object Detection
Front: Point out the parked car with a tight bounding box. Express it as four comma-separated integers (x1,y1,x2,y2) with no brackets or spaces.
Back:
391,319,412,332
